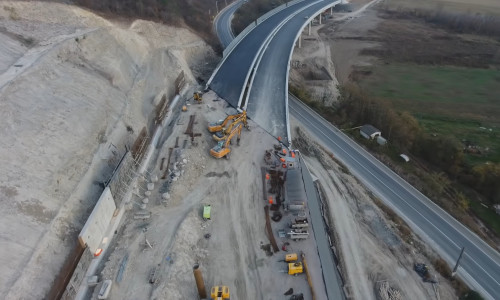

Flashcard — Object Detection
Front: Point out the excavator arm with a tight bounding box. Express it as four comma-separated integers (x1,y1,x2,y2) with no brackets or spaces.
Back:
210,123,243,159
213,111,247,141
208,111,242,133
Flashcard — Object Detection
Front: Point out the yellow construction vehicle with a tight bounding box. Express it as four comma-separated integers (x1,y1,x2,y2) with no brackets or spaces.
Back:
193,91,203,103
288,262,303,276
213,111,248,141
285,253,298,262
211,286,230,300
210,123,243,159
208,110,246,133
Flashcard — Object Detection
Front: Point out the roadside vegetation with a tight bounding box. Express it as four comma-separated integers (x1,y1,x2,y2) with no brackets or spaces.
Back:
292,0,500,243
232,0,285,34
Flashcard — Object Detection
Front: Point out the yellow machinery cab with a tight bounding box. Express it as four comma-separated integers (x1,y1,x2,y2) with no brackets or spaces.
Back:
288,262,303,275
211,286,230,300
285,253,298,262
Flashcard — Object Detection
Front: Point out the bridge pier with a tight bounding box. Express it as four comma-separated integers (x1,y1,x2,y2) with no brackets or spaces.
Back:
318,13,322,25
308,22,311,35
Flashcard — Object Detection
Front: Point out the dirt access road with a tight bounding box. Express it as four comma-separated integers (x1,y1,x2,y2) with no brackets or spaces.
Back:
94,92,322,299
288,0,461,298
291,122,457,300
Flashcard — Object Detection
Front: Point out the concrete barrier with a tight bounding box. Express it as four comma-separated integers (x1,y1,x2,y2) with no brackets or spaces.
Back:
78,187,116,254
285,0,341,147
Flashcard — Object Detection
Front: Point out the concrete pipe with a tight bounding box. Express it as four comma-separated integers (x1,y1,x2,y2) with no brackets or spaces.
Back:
193,263,207,299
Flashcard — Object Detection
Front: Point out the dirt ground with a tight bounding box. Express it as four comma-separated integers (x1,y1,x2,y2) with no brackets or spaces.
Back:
94,91,325,299
289,0,382,101
0,2,217,298
290,120,458,300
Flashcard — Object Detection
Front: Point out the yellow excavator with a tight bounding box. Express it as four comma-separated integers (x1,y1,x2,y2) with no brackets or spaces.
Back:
211,286,230,300
208,110,246,133
210,123,243,159
212,111,248,141
193,91,203,103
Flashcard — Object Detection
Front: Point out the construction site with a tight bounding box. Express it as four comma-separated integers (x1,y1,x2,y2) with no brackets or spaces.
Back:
0,1,475,300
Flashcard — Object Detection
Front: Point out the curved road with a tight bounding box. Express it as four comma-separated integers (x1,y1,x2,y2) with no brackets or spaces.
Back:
209,0,315,110
247,0,339,145
214,0,244,47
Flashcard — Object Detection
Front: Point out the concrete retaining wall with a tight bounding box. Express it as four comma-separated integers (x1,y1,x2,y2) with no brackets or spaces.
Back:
78,187,116,253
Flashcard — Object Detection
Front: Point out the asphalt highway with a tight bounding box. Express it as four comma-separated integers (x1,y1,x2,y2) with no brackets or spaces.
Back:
246,0,339,145
289,95,500,299
209,0,315,108
214,0,244,48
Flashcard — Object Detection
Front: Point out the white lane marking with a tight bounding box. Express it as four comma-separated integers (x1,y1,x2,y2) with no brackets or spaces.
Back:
290,96,500,266
289,103,500,292
238,0,325,109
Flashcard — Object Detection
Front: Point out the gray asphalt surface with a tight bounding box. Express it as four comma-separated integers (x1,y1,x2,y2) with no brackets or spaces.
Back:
246,0,339,145
214,0,244,48
299,156,346,300
209,0,316,108
289,95,500,299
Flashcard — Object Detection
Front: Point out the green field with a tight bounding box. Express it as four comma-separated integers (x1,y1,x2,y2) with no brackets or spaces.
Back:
470,201,500,236
360,64,500,165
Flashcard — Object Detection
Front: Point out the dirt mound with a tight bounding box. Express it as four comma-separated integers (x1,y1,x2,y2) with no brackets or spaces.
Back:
0,2,215,299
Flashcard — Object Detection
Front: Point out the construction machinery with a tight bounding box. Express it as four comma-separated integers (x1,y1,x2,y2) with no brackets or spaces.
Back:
208,110,246,133
290,218,309,229
211,286,230,300
193,91,203,103
210,123,243,159
284,253,304,276
285,253,298,262
288,262,304,275
287,229,309,241
213,111,248,141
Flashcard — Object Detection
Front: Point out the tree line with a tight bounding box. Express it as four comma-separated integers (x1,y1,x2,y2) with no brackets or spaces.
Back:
294,83,500,205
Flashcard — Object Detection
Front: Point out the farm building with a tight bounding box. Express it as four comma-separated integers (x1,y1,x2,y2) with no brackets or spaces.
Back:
360,124,381,140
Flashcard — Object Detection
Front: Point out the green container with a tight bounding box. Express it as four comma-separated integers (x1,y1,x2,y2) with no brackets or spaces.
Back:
203,205,211,220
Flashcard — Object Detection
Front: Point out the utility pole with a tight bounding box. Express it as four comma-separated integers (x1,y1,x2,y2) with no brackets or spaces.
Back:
216,0,219,14
452,247,465,277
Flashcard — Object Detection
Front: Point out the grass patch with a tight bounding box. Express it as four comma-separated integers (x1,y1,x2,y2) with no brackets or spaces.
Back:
417,116,500,165
361,64,500,107
359,63,500,166
469,201,500,236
